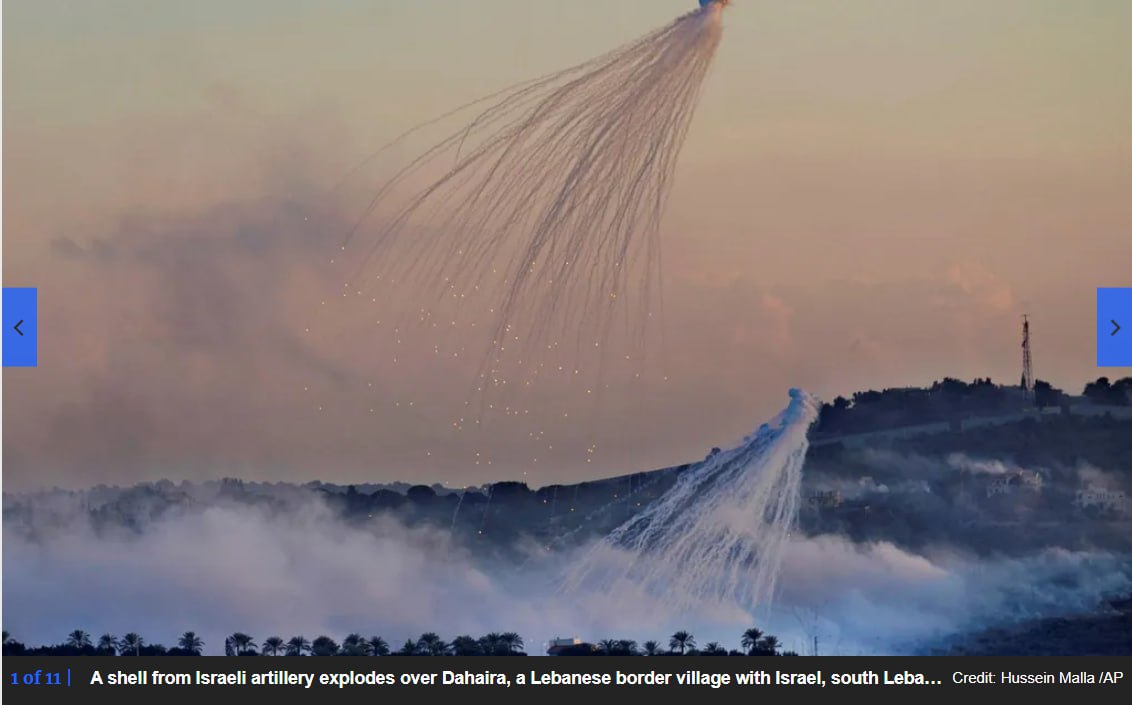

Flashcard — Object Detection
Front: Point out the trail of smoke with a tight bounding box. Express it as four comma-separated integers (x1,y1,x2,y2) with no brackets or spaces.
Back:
559,389,821,617
478,484,494,537
450,488,466,532
331,4,726,416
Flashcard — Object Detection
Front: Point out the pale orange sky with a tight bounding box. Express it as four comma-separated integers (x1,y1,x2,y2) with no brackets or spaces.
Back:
4,0,1131,491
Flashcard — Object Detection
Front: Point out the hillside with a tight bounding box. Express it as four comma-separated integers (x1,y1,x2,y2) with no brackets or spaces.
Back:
6,377,1130,561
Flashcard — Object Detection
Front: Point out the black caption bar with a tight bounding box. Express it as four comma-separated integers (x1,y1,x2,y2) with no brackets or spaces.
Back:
4,657,1128,704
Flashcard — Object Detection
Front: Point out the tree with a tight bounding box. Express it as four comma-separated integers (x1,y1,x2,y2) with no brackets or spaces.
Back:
616,640,638,656
703,642,727,655
416,633,450,656
396,639,418,656
66,630,92,650
478,633,504,656
450,635,481,656
1084,376,1132,405
499,632,524,655
740,628,764,655
642,640,661,656
286,636,311,656
368,636,390,656
261,637,285,656
120,633,144,656
599,639,619,655
342,634,372,656
311,636,340,656
177,632,204,655
755,636,780,655
1033,380,1062,409
97,634,119,655
228,633,257,656
669,631,695,655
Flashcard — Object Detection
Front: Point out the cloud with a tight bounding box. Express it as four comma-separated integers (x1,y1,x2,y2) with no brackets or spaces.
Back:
946,261,1015,315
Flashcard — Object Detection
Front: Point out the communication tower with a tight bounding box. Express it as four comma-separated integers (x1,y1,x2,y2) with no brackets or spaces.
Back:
1021,315,1034,397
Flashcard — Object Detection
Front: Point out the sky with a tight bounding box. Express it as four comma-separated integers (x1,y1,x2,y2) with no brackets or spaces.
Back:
4,0,1131,491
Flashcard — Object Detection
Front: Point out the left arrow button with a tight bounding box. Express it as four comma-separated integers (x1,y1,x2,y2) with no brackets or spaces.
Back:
3,288,38,367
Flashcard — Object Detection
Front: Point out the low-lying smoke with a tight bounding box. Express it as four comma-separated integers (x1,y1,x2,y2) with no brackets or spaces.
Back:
6,489,1128,656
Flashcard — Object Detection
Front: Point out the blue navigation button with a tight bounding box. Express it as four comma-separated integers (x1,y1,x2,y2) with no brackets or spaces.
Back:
3,287,38,367
1097,287,1132,367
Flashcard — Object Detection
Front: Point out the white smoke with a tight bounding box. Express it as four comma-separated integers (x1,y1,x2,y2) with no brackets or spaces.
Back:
6,499,1128,656
1077,462,1125,491
5,392,1130,656
559,389,818,616
948,453,1027,476
767,536,1131,655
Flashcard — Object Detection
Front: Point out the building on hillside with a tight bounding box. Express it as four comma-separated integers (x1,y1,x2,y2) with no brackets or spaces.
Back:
547,637,600,656
1074,488,1128,514
806,490,842,509
985,470,1044,498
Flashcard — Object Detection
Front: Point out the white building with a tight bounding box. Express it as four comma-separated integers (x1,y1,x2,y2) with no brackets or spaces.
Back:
1074,488,1128,514
985,471,1044,498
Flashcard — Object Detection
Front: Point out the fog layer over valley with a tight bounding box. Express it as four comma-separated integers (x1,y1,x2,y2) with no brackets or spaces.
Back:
6,410,1131,656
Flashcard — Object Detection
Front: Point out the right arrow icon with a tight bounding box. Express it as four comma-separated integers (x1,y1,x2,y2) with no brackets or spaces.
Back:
1098,288,1132,367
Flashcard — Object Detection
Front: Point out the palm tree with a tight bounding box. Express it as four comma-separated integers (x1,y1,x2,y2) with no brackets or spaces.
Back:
703,642,727,655
120,633,144,656
755,636,780,655
286,636,311,656
450,635,481,656
616,640,639,656
396,639,418,655
229,633,257,656
66,630,92,650
741,628,764,655
342,634,372,656
642,640,661,656
669,631,695,655
499,632,524,655
97,634,119,655
261,637,285,656
478,633,504,656
599,639,619,655
178,632,204,655
311,636,339,656
368,636,390,656
416,633,450,656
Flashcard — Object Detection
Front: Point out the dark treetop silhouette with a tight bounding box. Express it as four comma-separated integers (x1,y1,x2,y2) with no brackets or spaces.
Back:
1,628,796,657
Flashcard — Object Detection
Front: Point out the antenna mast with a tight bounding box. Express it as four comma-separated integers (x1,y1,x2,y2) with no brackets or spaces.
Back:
1021,315,1034,397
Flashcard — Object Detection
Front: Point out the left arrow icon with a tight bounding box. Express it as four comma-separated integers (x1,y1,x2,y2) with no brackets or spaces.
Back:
3,288,38,366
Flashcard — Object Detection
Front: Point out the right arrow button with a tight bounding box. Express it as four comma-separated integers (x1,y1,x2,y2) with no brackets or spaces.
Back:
1098,288,1132,367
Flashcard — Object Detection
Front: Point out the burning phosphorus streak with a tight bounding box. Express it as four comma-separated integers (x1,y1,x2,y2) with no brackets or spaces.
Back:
559,389,820,615
332,1,728,411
